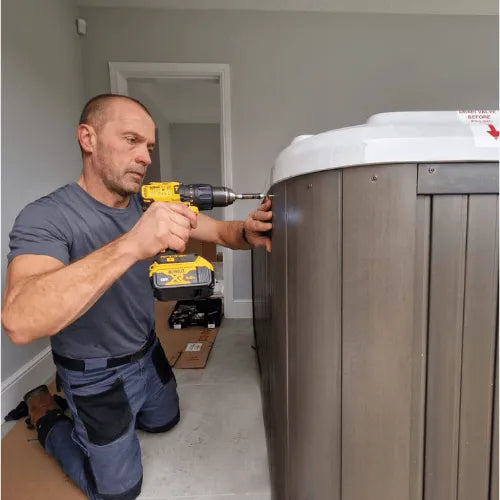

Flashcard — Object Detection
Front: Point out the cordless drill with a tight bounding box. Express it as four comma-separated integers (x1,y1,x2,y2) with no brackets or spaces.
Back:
141,182,267,301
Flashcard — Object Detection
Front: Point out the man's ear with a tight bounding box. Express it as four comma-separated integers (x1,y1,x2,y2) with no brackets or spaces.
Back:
77,124,97,153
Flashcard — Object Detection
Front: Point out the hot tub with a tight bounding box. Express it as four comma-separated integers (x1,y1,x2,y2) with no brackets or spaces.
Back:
252,111,499,500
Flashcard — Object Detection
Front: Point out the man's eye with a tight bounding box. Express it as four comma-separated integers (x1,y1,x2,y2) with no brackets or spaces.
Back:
126,137,136,144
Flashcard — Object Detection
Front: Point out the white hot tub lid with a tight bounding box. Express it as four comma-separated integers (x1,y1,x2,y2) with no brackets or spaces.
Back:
271,111,499,186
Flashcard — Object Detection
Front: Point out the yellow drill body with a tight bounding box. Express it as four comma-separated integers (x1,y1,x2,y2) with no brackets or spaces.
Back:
141,181,267,301
141,182,200,213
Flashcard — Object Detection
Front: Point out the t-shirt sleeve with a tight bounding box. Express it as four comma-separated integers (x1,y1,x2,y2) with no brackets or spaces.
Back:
7,199,71,265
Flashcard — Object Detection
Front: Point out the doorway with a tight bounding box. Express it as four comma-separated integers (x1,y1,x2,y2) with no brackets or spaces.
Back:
109,62,239,317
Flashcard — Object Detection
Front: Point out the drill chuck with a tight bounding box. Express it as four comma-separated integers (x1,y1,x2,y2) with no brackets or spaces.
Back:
177,184,239,209
212,187,238,206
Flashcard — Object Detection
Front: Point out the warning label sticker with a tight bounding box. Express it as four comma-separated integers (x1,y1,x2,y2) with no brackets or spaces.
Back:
185,343,203,352
457,110,499,147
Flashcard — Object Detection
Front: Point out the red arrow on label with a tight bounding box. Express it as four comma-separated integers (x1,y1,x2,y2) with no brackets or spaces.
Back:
487,124,499,139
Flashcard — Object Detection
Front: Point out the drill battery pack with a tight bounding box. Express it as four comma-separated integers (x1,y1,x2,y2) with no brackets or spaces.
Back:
168,298,223,329
149,253,215,301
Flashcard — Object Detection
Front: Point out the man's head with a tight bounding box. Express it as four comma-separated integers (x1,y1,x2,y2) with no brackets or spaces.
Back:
77,94,155,197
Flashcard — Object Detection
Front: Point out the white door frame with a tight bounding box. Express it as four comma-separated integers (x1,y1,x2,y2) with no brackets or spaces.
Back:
109,62,244,318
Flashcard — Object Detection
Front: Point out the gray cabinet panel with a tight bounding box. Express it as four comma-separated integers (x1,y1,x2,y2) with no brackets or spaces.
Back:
424,195,468,500
491,347,499,500
268,182,288,500
458,195,498,500
410,195,431,500
252,242,273,472
252,162,498,500
417,163,499,194
252,245,271,428
287,171,342,500
252,247,266,361
342,164,418,500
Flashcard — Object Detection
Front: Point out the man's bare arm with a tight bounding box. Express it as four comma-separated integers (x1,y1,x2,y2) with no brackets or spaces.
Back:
2,240,137,344
1,202,197,345
190,214,249,250
190,199,273,251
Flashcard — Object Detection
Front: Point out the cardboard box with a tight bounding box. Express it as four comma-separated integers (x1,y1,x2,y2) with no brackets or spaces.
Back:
2,381,86,500
155,301,219,369
184,239,217,263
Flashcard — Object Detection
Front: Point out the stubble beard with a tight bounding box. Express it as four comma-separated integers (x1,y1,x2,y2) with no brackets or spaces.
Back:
98,155,141,198
102,175,138,198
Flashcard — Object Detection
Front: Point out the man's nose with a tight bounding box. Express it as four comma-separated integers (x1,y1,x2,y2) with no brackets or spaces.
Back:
137,146,151,166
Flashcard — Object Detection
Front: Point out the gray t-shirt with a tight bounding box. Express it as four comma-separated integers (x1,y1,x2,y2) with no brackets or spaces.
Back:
7,182,154,359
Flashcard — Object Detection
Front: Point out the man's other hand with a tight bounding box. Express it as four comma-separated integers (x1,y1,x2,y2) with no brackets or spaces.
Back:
243,197,272,252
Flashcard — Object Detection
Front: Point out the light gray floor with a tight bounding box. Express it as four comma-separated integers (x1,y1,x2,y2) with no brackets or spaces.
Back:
138,318,271,500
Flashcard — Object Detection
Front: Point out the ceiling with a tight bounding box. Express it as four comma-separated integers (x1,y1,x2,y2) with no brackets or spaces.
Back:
76,0,497,16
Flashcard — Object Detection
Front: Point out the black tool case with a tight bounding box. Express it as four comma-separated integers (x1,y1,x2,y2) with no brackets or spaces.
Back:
168,298,223,329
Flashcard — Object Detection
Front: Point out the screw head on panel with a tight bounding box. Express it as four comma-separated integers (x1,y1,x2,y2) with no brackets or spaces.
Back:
371,175,378,182
428,167,435,174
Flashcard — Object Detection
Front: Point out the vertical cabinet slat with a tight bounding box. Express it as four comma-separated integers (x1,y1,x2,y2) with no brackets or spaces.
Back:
458,195,498,500
287,170,342,500
252,241,273,483
342,164,418,500
268,182,288,500
411,196,431,500
251,247,266,370
424,195,468,500
490,341,499,500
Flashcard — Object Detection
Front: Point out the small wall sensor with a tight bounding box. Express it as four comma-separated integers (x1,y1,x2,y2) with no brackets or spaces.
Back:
76,18,87,36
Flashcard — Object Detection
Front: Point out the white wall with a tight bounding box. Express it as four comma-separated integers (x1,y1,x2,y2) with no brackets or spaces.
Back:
1,0,86,383
157,120,173,180
78,8,498,301
170,123,223,220
127,81,173,180
131,79,221,124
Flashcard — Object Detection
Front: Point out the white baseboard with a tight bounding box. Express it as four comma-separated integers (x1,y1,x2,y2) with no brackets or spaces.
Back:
1,347,56,421
225,299,253,319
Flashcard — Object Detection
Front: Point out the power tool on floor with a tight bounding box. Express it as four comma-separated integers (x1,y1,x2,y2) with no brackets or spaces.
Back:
141,182,268,301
